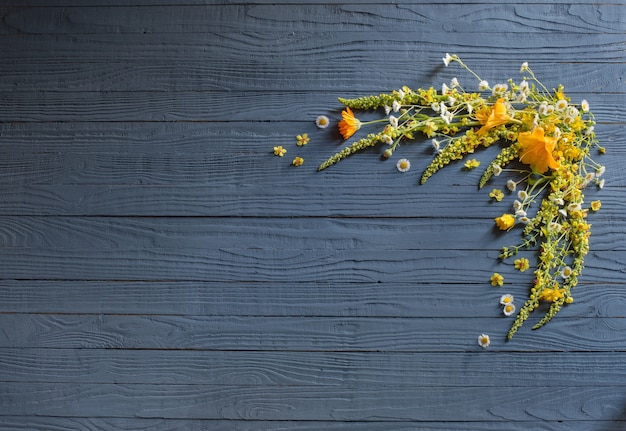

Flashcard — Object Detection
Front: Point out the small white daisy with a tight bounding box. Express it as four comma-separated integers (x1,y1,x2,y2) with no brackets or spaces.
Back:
561,266,573,279
315,115,330,129
507,180,517,192
500,294,514,305
503,303,516,317
396,158,411,173
492,83,508,96
478,334,490,349
389,115,399,128
581,100,589,112
431,139,440,152
442,53,453,66
555,99,568,111
382,134,393,145
450,77,460,88
596,165,606,177
478,80,490,91
392,100,401,113
517,190,529,201
520,61,529,72
493,164,503,176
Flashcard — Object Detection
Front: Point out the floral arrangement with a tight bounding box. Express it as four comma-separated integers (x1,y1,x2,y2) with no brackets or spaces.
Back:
275,54,604,342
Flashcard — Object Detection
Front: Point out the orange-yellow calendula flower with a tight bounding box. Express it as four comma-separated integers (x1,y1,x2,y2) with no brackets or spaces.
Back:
518,127,560,173
475,98,512,136
495,213,516,231
338,107,361,140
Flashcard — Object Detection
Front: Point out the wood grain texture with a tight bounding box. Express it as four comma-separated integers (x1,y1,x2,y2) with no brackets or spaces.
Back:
0,2,624,430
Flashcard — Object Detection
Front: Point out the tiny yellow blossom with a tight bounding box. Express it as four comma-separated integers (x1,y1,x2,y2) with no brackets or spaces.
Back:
590,200,601,211
495,214,516,231
475,98,512,136
464,158,480,170
514,258,530,272
292,156,304,167
273,146,287,157
540,287,565,302
296,133,310,146
518,127,560,173
489,188,504,202
491,273,504,287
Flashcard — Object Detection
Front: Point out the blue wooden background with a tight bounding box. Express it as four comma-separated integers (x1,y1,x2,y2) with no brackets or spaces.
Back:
0,1,625,430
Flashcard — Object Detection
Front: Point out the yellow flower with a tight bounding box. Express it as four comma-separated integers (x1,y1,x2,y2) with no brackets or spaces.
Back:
296,133,310,146
273,146,287,157
518,127,560,173
489,188,504,202
494,214,515,231
491,273,504,287
514,258,530,272
540,287,565,302
292,156,304,167
338,107,361,140
590,200,601,211
475,98,512,136
464,158,480,170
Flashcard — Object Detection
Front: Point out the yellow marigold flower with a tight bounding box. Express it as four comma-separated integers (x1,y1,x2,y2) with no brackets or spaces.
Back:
494,214,516,231
590,200,601,211
491,273,504,287
292,156,304,167
475,98,512,136
518,127,560,173
540,287,565,302
489,188,504,202
514,258,530,272
296,133,309,146
273,146,287,157
338,107,361,140
464,158,480,170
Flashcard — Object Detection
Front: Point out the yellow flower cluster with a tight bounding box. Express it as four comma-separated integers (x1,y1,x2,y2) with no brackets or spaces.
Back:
312,55,604,340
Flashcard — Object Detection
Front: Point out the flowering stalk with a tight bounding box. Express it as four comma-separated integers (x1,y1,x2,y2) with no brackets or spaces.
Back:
315,55,604,340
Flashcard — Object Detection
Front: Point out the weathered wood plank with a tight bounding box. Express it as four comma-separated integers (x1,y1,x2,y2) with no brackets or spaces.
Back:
1,4,623,34
0,247,619,284
0,182,613,217
1,382,625,421
0,417,621,431
0,216,621,252
1,314,625,352
0,92,621,122
1,348,624,387
0,280,622,319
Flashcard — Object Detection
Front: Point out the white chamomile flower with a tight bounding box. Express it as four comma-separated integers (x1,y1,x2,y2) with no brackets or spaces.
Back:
598,178,605,189
443,53,454,66
513,200,522,211
500,294,514,305
493,164,502,176
442,83,450,94
466,102,473,115
519,80,529,93
503,303,516,317
555,99,568,111
478,334,490,349
478,80,489,91
519,216,530,224
596,165,606,177
315,115,330,129
398,88,405,99
507,180,517,192
581,99,589,112
389,115,399,128
515,209,527,218
566,106,579,120
450,77,460,88
568,203,582,212
382,134,393,145
392,100,401,113
561,266,573,279
492,83,508,96
431,102,440,112
517,190,529,201
432,139,440,152
396,158,411,173
520,61,529,72
549,222,562,233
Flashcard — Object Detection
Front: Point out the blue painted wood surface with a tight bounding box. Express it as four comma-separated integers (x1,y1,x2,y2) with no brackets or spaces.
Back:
0,2,624,430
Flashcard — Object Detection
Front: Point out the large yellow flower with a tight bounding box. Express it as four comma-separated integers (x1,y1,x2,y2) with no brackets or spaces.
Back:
475,98,512,136
338,107,361,139
518,127,560,173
